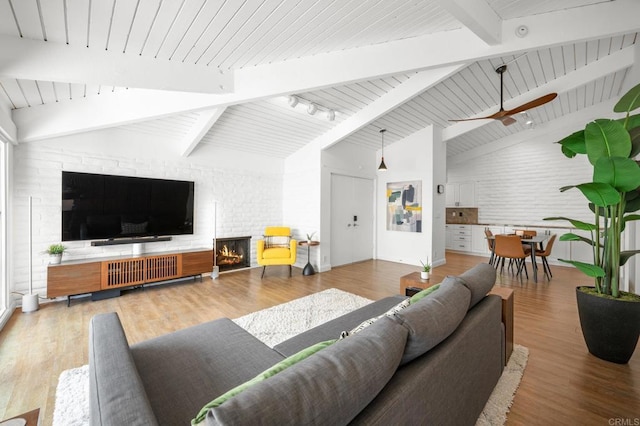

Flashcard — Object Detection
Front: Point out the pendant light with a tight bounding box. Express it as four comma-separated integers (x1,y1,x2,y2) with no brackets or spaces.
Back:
378,129,387,171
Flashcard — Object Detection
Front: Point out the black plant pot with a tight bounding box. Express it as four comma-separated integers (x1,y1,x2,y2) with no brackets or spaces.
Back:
576,287,640,364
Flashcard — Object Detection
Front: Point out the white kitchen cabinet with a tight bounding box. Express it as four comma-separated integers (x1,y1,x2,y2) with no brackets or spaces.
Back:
445,225,453,249
445,182,476,207
526,227,571,264
447,224,472,252
472,225,504,255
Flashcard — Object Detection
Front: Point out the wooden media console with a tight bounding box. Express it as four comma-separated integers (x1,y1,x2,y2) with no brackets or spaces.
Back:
47,248,213,304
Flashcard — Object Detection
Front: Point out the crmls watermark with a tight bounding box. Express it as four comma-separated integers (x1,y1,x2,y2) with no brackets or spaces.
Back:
609,418,640,426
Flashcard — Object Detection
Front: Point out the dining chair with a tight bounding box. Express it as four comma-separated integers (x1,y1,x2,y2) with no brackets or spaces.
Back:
535,234,557,280
484,229,495,265
494,235,530,279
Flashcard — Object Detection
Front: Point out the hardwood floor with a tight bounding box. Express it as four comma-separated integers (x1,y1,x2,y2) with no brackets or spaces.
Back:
1,252,638,425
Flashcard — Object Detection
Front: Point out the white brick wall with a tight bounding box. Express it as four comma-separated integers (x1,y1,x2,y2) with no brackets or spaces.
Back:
11,129,283,300
448,134,593,227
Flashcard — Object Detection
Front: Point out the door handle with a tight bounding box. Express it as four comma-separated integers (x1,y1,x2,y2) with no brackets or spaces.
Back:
347,224,352,227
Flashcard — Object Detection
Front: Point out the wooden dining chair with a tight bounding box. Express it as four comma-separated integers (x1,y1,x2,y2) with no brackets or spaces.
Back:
535,234,557,280
494,235,530,279
484,229,495,265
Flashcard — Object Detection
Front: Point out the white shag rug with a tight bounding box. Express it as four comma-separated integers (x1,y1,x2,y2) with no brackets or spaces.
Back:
53,288,528,425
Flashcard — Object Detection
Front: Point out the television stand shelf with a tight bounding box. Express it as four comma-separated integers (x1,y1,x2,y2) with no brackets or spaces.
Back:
47,248,213,305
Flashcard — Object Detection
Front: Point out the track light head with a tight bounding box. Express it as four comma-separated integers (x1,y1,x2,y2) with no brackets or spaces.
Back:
307,103,318,115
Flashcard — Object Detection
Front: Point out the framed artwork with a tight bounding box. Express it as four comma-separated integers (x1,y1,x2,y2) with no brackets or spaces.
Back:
387,180,422,232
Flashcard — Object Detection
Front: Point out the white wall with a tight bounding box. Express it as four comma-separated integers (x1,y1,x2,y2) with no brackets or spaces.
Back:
448,127,593,227
376,126,444,267
11,127,284,302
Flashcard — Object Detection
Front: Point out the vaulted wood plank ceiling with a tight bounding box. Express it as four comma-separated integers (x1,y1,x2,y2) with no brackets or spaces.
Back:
0,0,638,159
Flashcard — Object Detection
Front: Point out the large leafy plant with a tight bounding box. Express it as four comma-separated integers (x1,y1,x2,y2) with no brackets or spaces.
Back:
545,82,640,298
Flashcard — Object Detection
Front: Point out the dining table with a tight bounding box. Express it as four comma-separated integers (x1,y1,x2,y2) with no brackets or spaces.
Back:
488,234,550,283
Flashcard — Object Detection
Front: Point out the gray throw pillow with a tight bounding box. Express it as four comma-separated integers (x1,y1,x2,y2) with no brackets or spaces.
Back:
456,263,496,308
204,316,408,426
392,277,471,365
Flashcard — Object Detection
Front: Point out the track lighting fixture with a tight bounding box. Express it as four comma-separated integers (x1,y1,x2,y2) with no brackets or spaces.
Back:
286,95,336,121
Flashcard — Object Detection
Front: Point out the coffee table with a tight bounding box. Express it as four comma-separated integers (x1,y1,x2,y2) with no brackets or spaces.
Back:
399,271,514,365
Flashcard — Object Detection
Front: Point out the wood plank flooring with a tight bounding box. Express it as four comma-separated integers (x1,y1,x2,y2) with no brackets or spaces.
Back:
1,252,639,425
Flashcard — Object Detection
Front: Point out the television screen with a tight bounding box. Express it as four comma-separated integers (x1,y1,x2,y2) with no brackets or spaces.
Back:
62,171,194,242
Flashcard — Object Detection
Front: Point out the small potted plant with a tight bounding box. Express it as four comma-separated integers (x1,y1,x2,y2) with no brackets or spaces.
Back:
420,258,431,280
47,243,66,265
306,232,316,243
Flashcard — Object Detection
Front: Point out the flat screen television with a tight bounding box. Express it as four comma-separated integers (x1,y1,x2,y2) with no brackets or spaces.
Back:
62,171,194,242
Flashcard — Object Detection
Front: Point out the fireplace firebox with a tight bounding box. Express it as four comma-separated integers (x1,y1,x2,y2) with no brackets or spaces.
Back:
214,236,251,271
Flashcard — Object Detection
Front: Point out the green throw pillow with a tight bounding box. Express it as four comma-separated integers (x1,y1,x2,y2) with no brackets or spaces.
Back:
192,339,336,425
409,283,441,304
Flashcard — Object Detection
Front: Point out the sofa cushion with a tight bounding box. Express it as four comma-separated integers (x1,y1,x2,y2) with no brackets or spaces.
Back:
262,247,291,259
409,283,441,303
202,316,409,426
392,277,471,365
346,297,412,336
130,318,285,426
192,339,336,424
456,263,496,308
274,296,406,356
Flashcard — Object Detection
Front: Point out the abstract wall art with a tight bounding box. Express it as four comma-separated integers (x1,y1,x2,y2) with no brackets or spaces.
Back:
387,180,422,232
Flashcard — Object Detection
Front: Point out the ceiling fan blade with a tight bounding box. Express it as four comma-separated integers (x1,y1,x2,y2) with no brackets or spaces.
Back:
448,108,511,123
505,93,558,115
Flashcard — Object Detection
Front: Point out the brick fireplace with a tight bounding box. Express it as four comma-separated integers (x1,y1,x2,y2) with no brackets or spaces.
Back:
215,236,251,271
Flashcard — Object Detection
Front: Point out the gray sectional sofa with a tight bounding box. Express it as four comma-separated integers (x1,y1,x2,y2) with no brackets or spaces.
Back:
89,263,505,425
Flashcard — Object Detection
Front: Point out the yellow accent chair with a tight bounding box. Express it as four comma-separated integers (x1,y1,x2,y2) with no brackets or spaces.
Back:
256,226,297,278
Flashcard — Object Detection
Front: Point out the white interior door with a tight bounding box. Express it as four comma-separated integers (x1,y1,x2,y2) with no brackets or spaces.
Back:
330,174,374,267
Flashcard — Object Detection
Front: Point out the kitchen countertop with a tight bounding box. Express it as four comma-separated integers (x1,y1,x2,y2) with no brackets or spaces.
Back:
446,222,570,229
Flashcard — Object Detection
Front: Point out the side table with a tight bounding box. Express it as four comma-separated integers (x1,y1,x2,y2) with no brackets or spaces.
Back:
299,241,319,276
1,408,40,425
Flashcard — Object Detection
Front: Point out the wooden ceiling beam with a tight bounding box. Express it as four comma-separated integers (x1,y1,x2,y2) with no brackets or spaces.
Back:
313,65,467,151
180,107,226,157
0,35,234,94
0,101,16,144
434,0,502,45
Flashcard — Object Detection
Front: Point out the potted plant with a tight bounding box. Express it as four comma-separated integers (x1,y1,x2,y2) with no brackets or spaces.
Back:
47,243,66,265
544,82,640,364
306,232,316,243
420,258,431,280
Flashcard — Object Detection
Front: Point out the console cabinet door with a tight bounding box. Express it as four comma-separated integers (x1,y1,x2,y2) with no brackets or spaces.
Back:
47,262,101,298
182,250,214,276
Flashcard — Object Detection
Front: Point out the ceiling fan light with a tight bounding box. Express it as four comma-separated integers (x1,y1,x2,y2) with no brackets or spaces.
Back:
288,95,299,107
327,109,335,121
520,111,535,129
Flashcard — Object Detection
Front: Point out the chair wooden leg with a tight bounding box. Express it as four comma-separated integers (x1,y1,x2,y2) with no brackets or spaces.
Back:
522,259,528,279
289,265,292,277
261,266,266,278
